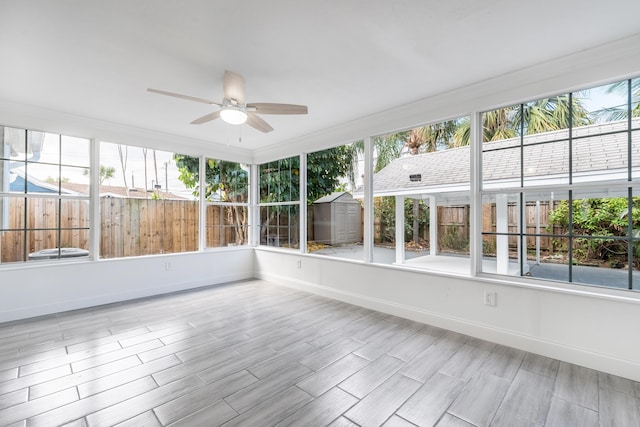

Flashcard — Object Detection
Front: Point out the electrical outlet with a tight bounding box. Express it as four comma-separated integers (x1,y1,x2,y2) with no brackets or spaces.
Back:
165,262,172,271
484,291,497,307
296,259,301,269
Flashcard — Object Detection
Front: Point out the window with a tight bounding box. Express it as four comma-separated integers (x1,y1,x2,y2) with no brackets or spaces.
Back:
370,117,470,271
480,78,640,290
203,158,249,248
0,127,91,263
259,156,300,248
99,142,197,258
306,142,363,259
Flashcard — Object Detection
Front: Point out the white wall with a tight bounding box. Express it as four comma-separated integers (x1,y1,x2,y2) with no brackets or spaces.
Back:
0,248,253,323
255,249,640,382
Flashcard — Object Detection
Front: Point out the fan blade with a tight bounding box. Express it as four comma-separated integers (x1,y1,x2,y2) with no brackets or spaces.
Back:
246,113,273,133
147,88,220,105
223,70,245,104
190,111,221,124
247,103,308,115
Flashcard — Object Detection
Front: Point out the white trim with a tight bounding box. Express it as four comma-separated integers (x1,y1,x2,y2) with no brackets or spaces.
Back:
258,201,301,207
90,138,100,260
299,153,307,254
249,164,259,247
470,112,482,276
198,155,206,251
395,195,405,264
363,136,374,263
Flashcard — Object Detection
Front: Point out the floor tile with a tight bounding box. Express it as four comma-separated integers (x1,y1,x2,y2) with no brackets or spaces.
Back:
344,373,421,426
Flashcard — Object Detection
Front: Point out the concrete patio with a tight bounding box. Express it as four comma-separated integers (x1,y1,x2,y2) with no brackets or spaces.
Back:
312,244,638,290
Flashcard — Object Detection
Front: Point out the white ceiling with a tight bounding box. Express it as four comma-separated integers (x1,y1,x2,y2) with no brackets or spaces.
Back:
1,0,639,154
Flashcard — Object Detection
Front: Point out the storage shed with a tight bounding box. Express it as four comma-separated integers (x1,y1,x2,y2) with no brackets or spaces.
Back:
313,192,362,245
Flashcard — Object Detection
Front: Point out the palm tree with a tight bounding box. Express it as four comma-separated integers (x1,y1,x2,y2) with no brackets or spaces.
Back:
455,95,591,146
454,107,518,147
406,120,459,154
596,79,640,122
514,94,591,134
347,133,406,189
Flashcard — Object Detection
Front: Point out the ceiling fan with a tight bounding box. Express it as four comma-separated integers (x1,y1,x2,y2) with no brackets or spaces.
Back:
147,70,308,133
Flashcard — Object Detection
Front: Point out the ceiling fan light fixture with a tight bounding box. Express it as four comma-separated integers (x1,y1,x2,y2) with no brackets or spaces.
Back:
220,106,248,125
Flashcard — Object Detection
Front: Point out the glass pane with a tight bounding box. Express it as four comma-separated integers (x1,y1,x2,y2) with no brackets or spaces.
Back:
523,139,569,186
527,237,570,283
439,204,470,255
482,146,521,190
632,131,640,180
522,95,575,137
0,231,26,262
24,162,61,193
61,135,90,167
204,159,249,203
582,82,630,128
2,158,26,193
28,131,57,164
2,127,27,160
405,198,429,252
307,142,364,260
481,193,521,275
59,165,90,194
27,198,60,231
259,205,299,249
100,143,198,258
101,198,198,258
570,195,630,238
481,106,519,145
59,209,90,253
573,131,628,182
633,185,640,291
374,196,395,249
571,237,629,289
206,205,248,247
260,156,300,203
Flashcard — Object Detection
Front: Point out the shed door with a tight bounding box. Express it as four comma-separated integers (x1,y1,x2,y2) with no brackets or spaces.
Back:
335,203,348,243
346,203,360,241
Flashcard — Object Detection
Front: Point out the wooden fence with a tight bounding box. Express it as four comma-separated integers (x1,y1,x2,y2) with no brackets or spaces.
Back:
374,201,564,253
0,196,565,262
0,197,248,262
0,197,90,262
100,197,198,258
483,201,564,253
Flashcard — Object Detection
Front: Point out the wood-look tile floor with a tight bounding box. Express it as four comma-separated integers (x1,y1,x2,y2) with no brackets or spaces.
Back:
1,280,639,427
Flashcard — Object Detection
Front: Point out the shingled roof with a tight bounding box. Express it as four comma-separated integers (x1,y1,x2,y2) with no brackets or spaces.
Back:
360,118,640,200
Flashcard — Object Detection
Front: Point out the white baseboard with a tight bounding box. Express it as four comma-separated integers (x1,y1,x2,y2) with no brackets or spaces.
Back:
0,271,252,323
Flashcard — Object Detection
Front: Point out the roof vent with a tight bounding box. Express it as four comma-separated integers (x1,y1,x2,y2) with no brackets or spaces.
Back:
409,174,422,182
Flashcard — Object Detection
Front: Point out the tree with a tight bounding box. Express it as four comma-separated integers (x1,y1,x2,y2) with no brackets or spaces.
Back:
174,155,249,244
455,95,591,146
596,79,640,122
514,94,591,134
84,165,116,185
549,197,640,265
174,147,353,245
142,148,149,197
117,145,129,196
306,146,353,203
